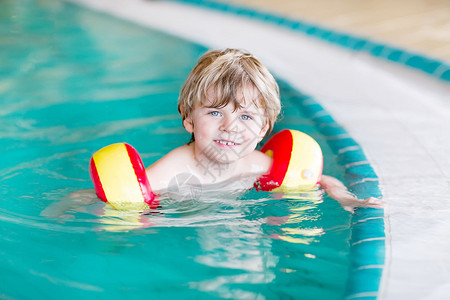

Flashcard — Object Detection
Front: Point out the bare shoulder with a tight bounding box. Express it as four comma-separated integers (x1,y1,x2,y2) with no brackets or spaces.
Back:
146,144,194,191
160,144,192,160
245,150,272,174
147,144,193,172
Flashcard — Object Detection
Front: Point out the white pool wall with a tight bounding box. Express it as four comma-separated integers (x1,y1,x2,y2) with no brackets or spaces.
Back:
66,0,450,298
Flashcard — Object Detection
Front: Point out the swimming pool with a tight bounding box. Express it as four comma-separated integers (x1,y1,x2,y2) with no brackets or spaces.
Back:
0,0,384,298
67,0,450,298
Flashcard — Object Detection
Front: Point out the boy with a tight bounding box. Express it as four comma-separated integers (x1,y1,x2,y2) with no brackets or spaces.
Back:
146,49,383,212
41,49,383,217
146,48,277,193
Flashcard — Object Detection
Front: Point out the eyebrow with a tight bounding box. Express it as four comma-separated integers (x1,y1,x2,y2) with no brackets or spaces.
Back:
240,109,257,114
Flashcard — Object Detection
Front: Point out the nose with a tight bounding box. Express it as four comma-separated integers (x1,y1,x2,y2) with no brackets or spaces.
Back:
219,115,238,133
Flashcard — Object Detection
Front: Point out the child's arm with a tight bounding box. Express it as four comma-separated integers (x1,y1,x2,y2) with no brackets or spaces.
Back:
40,189,100,217
319,175,385,213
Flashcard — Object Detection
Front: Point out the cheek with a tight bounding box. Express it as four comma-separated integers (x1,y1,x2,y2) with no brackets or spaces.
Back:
194,124,214,141
243,122,264,137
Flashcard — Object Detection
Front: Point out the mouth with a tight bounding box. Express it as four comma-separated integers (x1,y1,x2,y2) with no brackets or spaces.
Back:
214,139,240,146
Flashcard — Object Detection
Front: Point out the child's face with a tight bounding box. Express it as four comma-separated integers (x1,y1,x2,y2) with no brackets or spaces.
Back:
183,86,269,166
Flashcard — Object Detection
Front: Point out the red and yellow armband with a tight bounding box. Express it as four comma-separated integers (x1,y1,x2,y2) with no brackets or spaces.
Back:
255,129,323,192
89,143,156,210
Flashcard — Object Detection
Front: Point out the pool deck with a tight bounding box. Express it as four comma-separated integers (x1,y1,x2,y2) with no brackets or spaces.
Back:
227,0,450,63
67,0,450,298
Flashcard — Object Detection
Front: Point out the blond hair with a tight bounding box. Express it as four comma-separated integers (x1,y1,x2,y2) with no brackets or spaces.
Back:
178,49,281,137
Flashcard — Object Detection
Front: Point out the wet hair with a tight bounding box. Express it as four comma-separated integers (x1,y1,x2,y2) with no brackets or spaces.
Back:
178,48,281,141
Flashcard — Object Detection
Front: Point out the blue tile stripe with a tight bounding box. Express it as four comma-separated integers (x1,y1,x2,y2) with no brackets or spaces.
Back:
170,0,450,82
277,81,385,299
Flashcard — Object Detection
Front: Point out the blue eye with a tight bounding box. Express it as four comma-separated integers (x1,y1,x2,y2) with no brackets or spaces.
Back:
209,111,221,117
241,115,252,120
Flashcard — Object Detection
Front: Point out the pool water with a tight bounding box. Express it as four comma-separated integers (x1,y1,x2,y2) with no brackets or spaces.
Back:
1,0,354,298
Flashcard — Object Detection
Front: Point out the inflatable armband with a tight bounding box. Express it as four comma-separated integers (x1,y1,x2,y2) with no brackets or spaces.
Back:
89,143,156,210
256,129,323,192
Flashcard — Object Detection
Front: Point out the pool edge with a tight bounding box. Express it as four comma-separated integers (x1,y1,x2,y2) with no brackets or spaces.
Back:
277,80,386,299
171,0,450,83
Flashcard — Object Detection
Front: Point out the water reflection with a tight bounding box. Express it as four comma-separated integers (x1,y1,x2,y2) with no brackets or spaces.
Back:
0,0,352,297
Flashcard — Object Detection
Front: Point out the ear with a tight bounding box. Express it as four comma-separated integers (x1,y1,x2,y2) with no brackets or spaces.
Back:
183,116,194,134
257,123,270,143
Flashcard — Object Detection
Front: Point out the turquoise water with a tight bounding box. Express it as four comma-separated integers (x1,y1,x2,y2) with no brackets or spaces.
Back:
1,0,354,298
